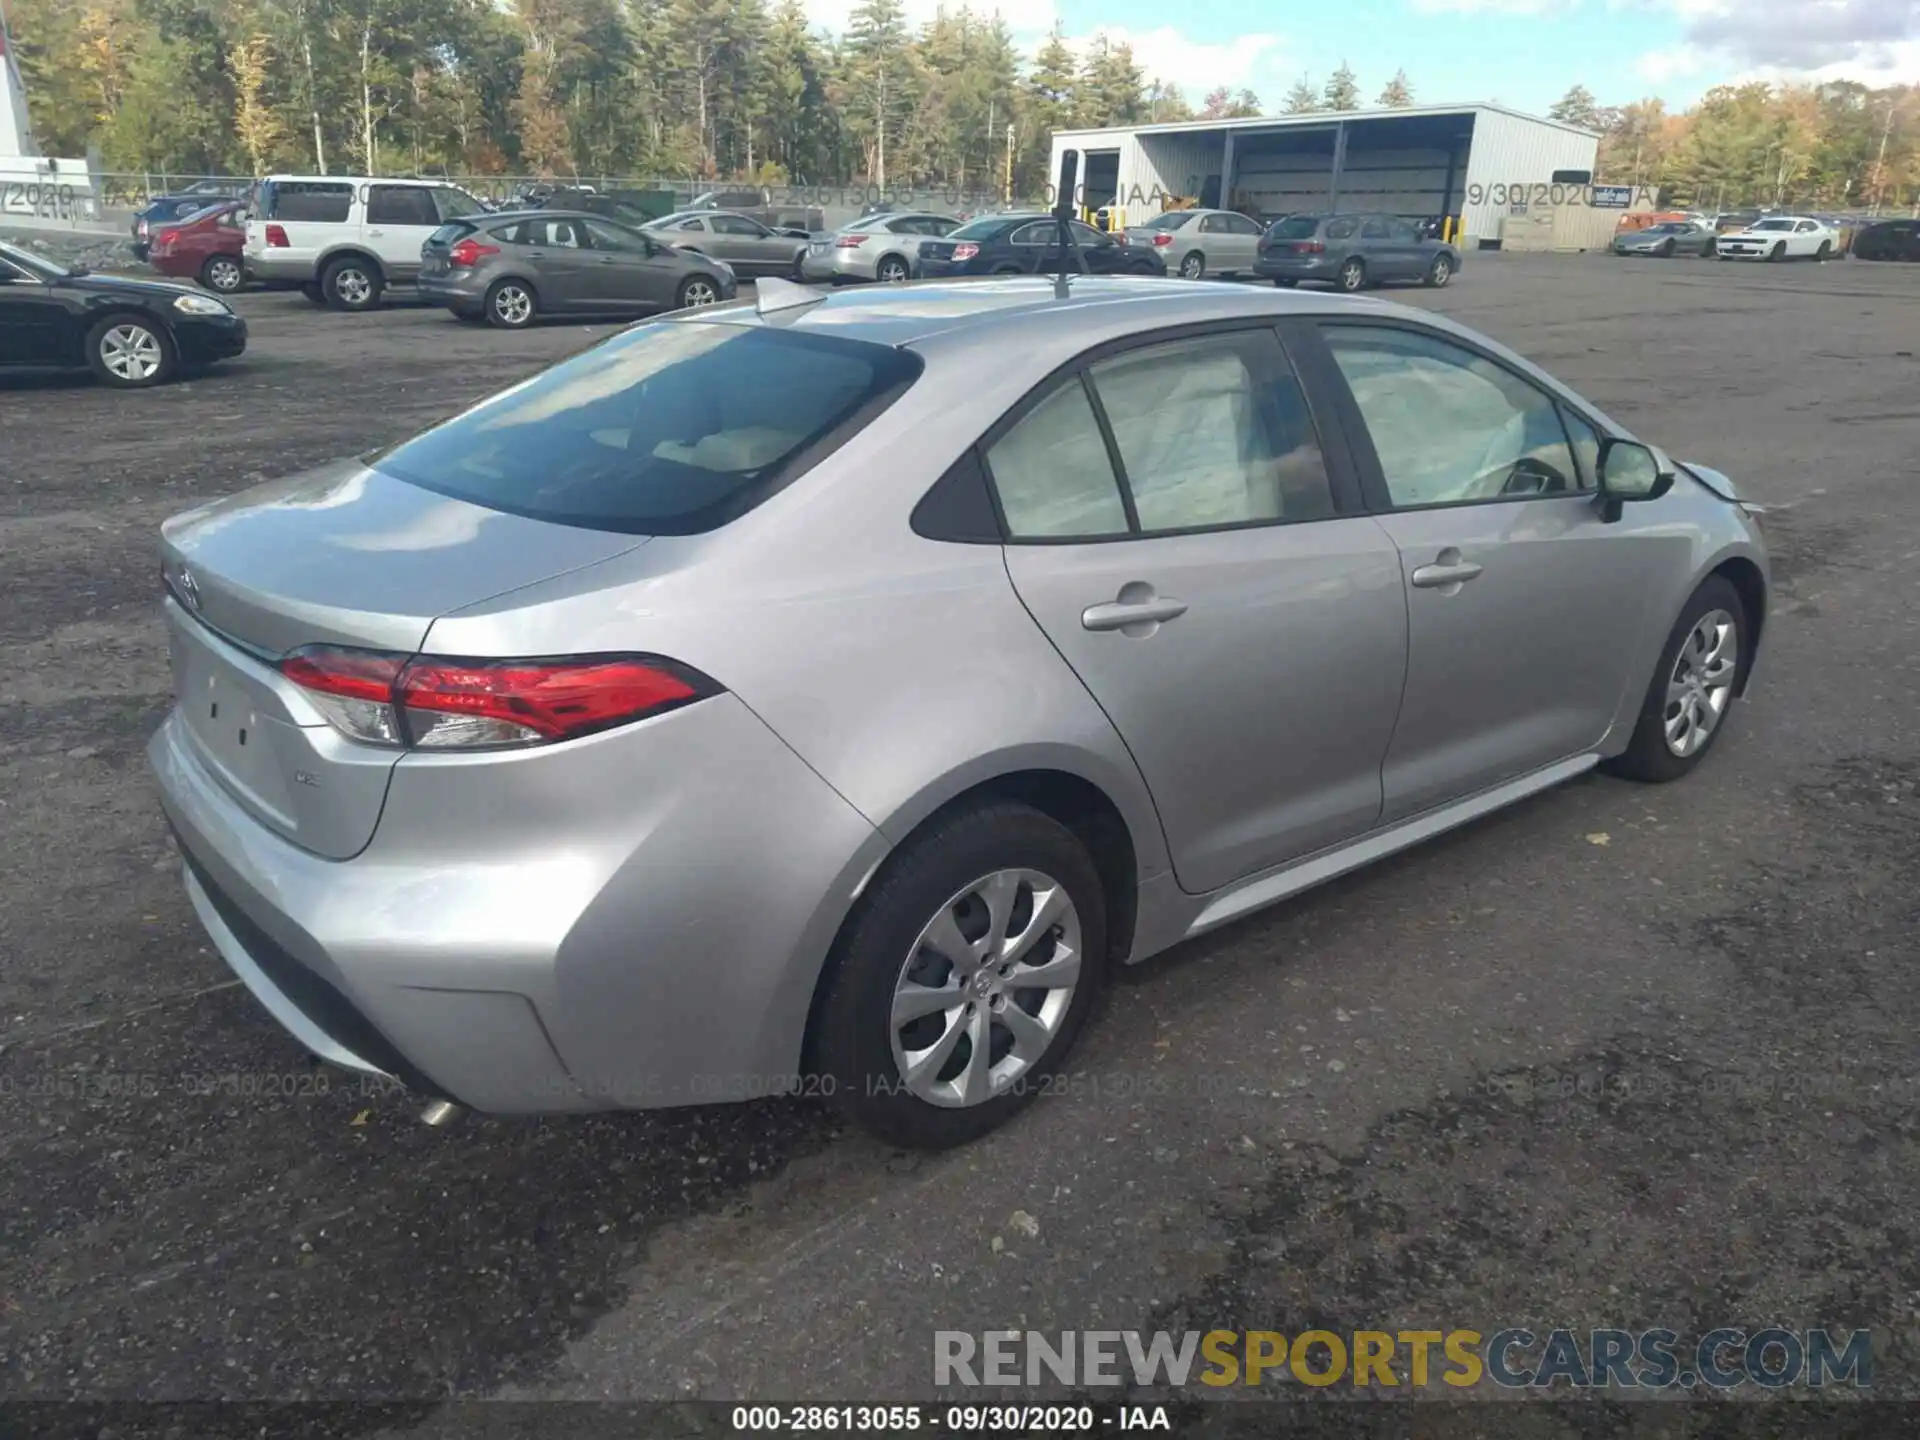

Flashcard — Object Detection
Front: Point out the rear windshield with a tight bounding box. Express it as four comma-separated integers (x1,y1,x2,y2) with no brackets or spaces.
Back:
1267,216,1320,239
427,221,479,246
372,322,923,535
1142,212,1195,230
265,181,353,222
949,215,1022,240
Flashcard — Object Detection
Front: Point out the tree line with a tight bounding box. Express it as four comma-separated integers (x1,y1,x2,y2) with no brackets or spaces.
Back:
1551,82,1920,214
7,0,1916,213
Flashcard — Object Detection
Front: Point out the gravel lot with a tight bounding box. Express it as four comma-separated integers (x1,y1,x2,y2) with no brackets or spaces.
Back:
3,256,1918,1423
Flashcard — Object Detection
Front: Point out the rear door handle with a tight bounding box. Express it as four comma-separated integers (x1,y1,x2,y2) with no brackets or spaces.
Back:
1410,560,1484,588
1082,591,1189,632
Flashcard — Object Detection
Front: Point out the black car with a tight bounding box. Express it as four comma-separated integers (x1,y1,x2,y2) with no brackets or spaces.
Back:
0,240,247,388
1853,218,1920,262
537,186,676,230
1254,213,1461,292
914,213,1166,278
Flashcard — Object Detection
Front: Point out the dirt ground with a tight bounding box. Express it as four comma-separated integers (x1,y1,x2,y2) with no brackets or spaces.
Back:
2,256,1918,1425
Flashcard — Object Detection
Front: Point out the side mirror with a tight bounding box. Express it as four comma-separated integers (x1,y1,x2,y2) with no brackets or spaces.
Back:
1595,437,1674,518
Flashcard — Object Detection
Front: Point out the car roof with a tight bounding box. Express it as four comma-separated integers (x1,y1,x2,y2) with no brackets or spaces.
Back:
648,209,756,224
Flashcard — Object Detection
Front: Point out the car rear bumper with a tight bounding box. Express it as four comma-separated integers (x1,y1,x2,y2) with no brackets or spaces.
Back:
149,690,884,1114
417,273,486,309
799,249,873,282
1253,255,1339,281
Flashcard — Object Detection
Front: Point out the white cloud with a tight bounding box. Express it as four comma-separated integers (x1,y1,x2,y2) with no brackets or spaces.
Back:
1062,25,1290,102
1733,38,1920,83
1634,43,1713,81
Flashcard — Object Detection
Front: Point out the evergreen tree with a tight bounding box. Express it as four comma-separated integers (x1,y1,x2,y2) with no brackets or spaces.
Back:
1377,70,1413,107
1321,61,1359,112
1282,73,1321,114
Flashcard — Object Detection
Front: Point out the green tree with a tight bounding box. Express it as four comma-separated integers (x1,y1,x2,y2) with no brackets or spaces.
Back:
1321,61,1359,113
1549,83,1602,131
842,0,914,186
1282,73,1320,114
1377,69,1413,107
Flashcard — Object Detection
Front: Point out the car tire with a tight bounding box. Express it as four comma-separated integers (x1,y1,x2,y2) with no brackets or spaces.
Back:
815,800,1109,1151
1178,251,1205,279
86,314,176,389
1272,277,1298,287
1661,239,1676,258
675,275,720,309
1768,241,1786,262
1603,576,1748,784
485,279,537,329
1338,257,1367,292
199,255,245,294
300,282,326,305
991,264,1022,275
1816,239,1832,261
322,257,383,311
876,255,910,283
1423,254,1454,288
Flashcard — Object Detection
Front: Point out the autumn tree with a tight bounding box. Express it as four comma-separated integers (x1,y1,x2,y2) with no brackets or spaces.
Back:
1377,70,1413,107
229,32,286,173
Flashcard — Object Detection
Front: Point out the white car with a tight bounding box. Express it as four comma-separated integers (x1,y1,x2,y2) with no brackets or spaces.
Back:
1716,215,1839,262
243,175,491,311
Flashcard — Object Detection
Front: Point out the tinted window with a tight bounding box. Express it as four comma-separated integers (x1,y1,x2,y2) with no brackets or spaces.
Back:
1221,214,1262,235
1071,221,1107,245
1324,326,1577,507
673,217,706,232
1009,222,1052,244
1325,217,1359,239
435,187,485,221
367,185,438,226
1268,217,1319,240
428,221,479,246
267,182,352,223
582,218,648,253
950,216,1022,241
1386,219,1418,242
1088,331,1336,531
373,324,922,536
985,380,1130,539
1361,219,1390,239
1753,220,1794,231
710,214,766,236
927,218,959,236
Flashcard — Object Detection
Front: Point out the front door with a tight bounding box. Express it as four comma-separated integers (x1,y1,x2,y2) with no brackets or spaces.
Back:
1313,321,1671,822
362,184,442,279
991,325,1408,895
0,259,69,365
579,218,680,312
707,213,793,275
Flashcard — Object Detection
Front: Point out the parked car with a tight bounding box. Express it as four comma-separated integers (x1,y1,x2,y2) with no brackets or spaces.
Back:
1612,220,1717,258
243,175,491,310
535,186,676,229
1255,213,1462,291
799,212,962,284
914,213,1166,277
148,276,1767,1150
147,200,249,294
1851,218,1920,262
1119,208,1267,279
0,239,246,388
641,209,811,278
1715,215,1839,261
686,186,824,235
417,210,738,327
1713,210,1762,234
131,181,245,261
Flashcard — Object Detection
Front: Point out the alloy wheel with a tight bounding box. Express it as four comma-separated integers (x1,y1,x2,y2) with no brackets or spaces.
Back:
878,258,909,282
205,257,243,293
889,868,1083,1108
100,324,164,382
1429,256,1452,287
1663,609,1738,757
1341,259,1365,291
1180,253,1204,279
492,284,533,326
680,279,717,307
334,267,372,306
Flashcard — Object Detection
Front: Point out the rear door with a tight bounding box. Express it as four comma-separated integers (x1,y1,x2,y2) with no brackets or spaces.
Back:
1358,217,1410,279
579,217,680,311
1199,212,1260,271
1305,320,1672,822
993,323,1409,894
0,253,72,364
709,213,794,275
362,183,442,278
513,216,596,308
250,180,354,275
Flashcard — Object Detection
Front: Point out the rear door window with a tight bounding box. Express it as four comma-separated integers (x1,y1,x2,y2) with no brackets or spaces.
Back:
266,182,353,223
371,323,923,535
366,185,439,226
1326,218,1358,240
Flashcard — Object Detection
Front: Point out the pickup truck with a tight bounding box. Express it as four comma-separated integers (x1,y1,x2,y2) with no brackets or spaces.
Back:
687,188,824,237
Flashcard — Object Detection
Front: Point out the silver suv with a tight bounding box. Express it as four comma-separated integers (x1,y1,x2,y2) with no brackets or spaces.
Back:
150,278,1767,1150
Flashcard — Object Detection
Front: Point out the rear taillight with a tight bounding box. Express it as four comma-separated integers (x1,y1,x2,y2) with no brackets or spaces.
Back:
952,242,979,261
834,233,867,248
448,238,500,268
265,224,290,247
1151,233,1173,246
1294,241,1326,254
278,647,718,750
157,228,182,249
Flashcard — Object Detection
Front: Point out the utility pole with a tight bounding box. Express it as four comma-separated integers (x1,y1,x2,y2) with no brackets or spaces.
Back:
1866,97,1894,215
1004,121,1015,205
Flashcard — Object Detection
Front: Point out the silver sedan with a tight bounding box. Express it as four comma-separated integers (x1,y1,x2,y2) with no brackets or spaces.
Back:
150,277,1768,1151
1123,207,1267,278
799,212,962,284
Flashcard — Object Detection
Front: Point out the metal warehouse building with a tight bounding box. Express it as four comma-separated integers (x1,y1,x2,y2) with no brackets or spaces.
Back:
1049,103,1599,246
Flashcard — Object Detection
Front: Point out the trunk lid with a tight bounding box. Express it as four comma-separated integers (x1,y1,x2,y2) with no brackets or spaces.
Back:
159,460,650,858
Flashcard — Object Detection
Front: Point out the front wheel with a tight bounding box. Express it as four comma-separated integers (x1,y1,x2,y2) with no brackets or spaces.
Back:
1768,241,1786,262
485,279,536,329
1604,576,1747,783
876,255,910,283
1661,239,1676,258
816,801,1109,1150
676,275,719,309
1423,254,1454,288
1178,251,1205,279
199,255,244,294
1271,277,1297,288
1338,257,1367,292
87,315,176,388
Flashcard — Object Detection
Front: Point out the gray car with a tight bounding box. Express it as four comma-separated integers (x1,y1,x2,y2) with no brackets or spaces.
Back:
1122,208,1266,279
1613,221,1716,258
1255,213,1463,291
799,212,962,284
643,209,810,278
416,210,737,327
150,277,1767,1151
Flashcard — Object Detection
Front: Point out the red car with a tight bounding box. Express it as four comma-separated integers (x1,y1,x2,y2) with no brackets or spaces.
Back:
148,201,248,295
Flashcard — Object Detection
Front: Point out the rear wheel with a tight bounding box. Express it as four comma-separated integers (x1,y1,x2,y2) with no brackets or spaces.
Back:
485,279,536,329
1816,239,1832,261
676,275,719,309
1604,576,1747,783
1338,256,1367,292
322,257,382,311
1178,251,1205,279
86,315,175,388
199,255,244,294
876,255,910,283
300,282,326,305
816,801,1109,1150
1423,254,1454,288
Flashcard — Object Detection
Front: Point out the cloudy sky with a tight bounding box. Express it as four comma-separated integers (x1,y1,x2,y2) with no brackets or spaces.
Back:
805,0,1919,115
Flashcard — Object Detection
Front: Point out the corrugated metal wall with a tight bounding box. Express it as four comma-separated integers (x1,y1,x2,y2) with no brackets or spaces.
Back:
1050,131,1223,216
1459,110,1599,244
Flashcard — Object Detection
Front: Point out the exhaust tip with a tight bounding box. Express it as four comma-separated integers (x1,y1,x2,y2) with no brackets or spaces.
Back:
420,1099,468,1128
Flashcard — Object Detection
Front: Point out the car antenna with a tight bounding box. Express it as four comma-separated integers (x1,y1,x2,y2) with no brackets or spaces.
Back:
755,276,827,317
1052,149,1088,298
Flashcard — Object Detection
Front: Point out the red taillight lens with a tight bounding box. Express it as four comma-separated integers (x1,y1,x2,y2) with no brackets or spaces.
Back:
278,647,716,750
448,238,500,268
952,242,979,261
1294,241,1325,254
834,233,867,248
265,224,290,247
158,228,181,248
1151,233,1173,246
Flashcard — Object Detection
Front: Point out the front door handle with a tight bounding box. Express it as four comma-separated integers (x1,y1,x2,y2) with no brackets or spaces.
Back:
1410,552,1484,589
1082,584,1188,634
